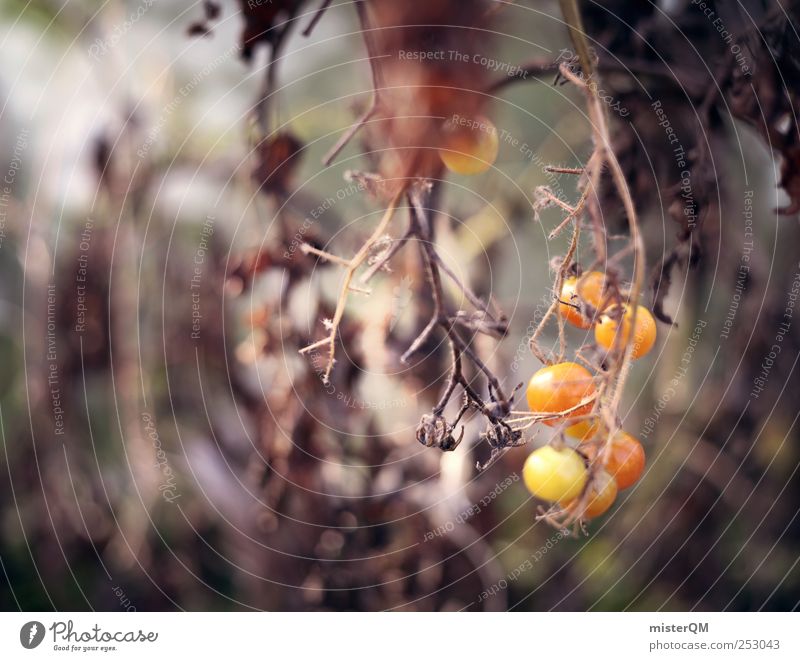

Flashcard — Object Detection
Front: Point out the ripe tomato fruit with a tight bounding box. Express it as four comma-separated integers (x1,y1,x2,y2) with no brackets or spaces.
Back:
558,276,591,328
569,469,618,518
583,431,645,489
522,445,588,503
526,362,596,425
576,271,607,309
604,431,646,489
438,115,499,175
565,417,600,441
559,271,608,328
595,304,656,359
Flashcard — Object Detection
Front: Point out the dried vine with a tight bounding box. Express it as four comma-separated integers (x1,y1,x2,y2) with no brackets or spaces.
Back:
285,0,651,534
298,178,519,461
505,1,648,530
204,0,670,536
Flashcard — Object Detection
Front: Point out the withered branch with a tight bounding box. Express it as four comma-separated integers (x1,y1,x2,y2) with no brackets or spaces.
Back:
323,1,382,166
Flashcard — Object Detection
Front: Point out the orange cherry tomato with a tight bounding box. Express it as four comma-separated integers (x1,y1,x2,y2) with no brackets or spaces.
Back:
558,271,608,329
568,470,618,518
576,271,607,310
558,276,591,328
438,115,499,175
565,418,600,441
583,431,645,490
595,304,657,359
605,431,646,489
526,362,596,426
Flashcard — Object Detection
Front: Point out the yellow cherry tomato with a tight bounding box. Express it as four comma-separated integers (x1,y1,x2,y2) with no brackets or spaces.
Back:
526,362,596,425
438,115,499,175
595,304,657,359
523,446,588,503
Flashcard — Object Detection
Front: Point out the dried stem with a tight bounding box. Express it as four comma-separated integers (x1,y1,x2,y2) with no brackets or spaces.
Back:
359,225,413,284
302,0,333,37
322,1,381,166
295,0,645,497
254,24,290,135
299,190,403,382
519,1,647,529
401,190,518,456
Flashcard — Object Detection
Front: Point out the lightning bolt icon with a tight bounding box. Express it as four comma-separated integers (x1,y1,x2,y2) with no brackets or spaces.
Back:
28,623,38,644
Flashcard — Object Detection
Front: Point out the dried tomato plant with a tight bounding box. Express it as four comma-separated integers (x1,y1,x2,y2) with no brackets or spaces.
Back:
221,0,653,531
284,1,523,460
222,0,800,536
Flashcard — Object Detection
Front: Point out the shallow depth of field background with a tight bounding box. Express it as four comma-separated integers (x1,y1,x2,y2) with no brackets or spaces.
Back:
1,0,799,611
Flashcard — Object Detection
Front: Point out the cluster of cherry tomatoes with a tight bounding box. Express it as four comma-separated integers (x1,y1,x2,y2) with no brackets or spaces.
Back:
435,114,654,521
558,271,657,358
521,271,657,519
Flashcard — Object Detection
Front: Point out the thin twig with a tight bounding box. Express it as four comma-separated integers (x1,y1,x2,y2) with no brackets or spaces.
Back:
323,1,382,165
359,225,413,284
546,166,585,175
400,315,437,364
433,246,497,322
537,187,576,215
300,191,403,382
323,104,379,166
254,24,290,135
302,0,333,37
301,243,351,267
